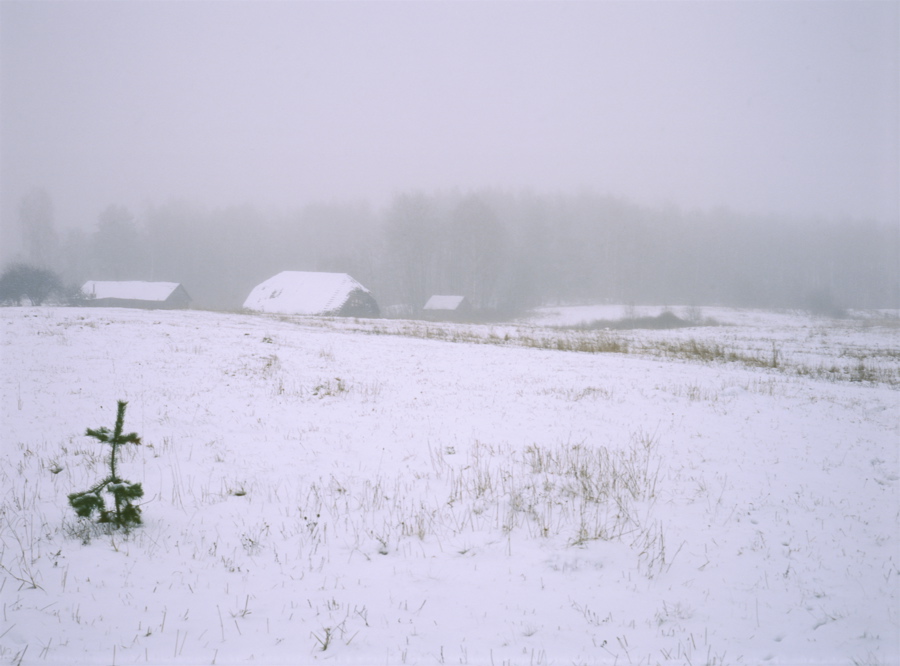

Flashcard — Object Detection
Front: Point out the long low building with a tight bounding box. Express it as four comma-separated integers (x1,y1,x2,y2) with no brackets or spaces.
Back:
81,281,192,309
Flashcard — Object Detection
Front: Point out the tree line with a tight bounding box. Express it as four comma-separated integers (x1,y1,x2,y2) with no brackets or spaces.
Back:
7,187,899,314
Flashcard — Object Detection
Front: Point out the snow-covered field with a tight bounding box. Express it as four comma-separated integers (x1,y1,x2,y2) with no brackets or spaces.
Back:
1,305,898,665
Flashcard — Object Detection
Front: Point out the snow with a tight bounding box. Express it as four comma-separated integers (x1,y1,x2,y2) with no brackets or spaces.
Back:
81,281,184,302
1,305,898,665
424,295,466,311
242,271,371,315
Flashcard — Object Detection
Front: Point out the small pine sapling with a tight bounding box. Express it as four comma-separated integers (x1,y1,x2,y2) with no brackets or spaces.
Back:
68,400,144,529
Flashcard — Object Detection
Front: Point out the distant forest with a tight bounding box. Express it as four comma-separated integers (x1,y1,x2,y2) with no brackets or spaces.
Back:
14,188,900,314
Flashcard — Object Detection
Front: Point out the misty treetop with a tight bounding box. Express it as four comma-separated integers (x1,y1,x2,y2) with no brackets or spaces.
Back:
15,189,900,313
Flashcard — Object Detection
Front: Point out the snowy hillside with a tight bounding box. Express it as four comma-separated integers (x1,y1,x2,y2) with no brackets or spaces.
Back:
1,306,897,665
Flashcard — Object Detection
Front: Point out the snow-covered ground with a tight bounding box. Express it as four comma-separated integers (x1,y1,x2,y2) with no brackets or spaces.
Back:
1,305,897,665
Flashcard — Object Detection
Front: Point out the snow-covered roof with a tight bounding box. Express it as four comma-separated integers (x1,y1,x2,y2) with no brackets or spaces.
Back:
82,281,184,302
424,295,467,311
243,271,371,315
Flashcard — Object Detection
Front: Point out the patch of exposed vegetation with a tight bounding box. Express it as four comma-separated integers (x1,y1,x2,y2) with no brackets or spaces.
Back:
568,311,715,331
272,314,899,387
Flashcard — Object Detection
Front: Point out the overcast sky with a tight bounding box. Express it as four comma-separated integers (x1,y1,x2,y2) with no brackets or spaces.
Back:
1,1,897,248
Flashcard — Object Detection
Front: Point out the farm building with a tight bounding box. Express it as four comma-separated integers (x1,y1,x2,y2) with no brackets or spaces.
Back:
81,281,191,309
243,271,380,317
423,295,472,319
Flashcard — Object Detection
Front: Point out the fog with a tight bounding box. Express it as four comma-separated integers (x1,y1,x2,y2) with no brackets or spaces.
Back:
1,1,898,311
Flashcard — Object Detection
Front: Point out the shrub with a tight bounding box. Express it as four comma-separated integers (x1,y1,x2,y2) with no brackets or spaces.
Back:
573,311,693,331
805,288,847,318
0,263,64,306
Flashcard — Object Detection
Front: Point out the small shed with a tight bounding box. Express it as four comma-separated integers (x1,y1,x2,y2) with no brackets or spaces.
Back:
423,295,472,320
243,271,379,317
424,295,471,312
81,281,191,309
